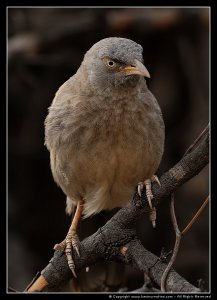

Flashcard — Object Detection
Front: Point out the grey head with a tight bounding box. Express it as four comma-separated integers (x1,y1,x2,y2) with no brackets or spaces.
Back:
79,37,150,93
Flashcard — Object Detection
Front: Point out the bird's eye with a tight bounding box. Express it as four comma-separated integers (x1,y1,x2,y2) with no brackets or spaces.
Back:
106,59,116,68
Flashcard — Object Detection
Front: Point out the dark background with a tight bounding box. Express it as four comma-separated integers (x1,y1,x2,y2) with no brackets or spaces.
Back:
8,7,209,292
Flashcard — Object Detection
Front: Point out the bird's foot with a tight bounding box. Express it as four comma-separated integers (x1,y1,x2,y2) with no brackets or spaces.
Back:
53,229,80,278
137,175,161,228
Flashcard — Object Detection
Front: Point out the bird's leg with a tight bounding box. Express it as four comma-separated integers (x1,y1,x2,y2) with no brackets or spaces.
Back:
138,175,161,228
53,200,84,277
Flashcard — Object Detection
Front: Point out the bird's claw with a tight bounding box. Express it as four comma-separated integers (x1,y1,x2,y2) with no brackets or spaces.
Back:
69,230,80,257
137,175,161,228
53,229,80,278
53,240,66,250
137,182,144,197
149,207,157,228
144,178,154,209
151,175,161,187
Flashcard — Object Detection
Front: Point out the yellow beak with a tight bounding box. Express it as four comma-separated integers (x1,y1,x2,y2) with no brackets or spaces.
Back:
122,59,150,78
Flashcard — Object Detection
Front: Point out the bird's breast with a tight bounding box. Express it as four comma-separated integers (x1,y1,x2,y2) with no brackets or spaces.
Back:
47,92,164,215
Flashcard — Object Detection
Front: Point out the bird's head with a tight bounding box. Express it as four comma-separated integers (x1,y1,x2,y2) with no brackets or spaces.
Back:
80,37,150,94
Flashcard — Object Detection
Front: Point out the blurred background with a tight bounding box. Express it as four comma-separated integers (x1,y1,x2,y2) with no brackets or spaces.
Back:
8,7,209,292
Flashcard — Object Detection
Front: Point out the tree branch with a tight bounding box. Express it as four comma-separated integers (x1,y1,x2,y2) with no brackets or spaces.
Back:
25,131,209,293
182,196,209,236
161,194,182,292
124,240,199,293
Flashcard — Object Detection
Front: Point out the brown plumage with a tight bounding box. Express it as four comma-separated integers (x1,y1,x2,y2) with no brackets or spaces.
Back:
44,37,165,275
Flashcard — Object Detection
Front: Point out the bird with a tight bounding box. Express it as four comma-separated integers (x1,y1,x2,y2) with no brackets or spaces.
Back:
44,37,165,277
